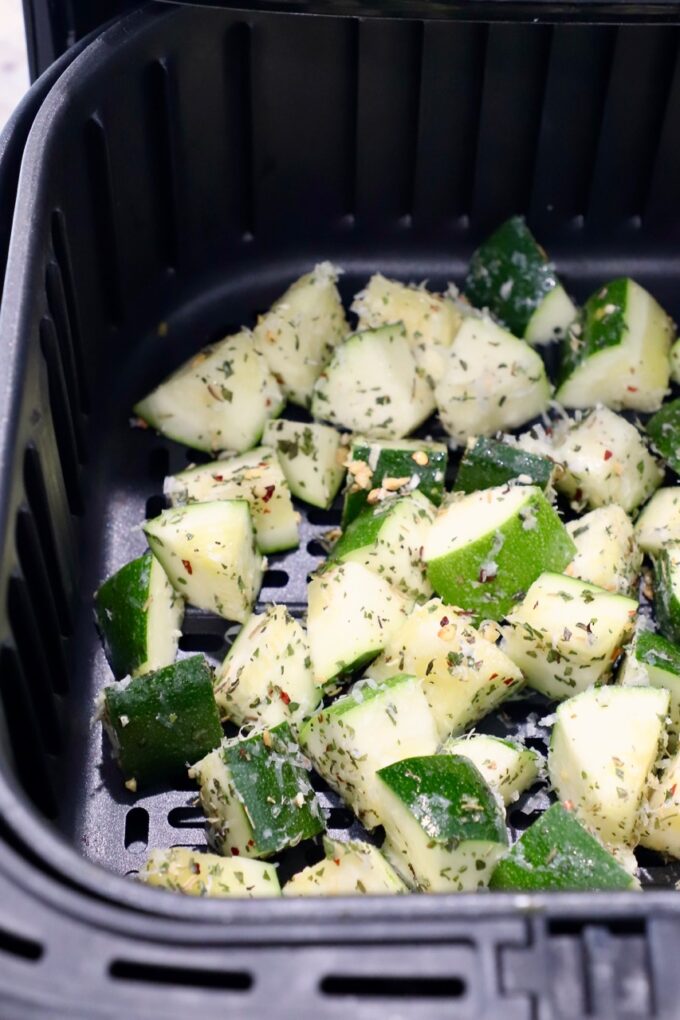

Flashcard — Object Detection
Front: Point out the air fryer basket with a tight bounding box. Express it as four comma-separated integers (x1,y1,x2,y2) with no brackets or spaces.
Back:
3,2,680,1013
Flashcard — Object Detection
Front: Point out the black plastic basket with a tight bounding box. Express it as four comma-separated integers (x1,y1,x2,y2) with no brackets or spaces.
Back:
3,2,680,1014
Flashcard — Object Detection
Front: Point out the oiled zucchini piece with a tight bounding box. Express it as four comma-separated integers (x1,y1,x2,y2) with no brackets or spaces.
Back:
618,630,680,735
102,655,223,789
283,837,407,896
140,848,281,897
464,216,576,345
654,541,680,644
489,804,638,891
94,551,184,679
342,436,447,526
376,755,508,892
263,419,346,509
565,505,641,596
455,436,555,494
557,278,674,412
441,734,541,805
635,487,680,556
190,721,324,858
647,398,680,476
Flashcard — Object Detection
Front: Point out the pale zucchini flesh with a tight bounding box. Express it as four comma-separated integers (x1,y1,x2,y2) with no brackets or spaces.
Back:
441,734,542,805
263,419,346,509
635,487,680,556
140,848,281,897
565,505,641,596
283,837,407,896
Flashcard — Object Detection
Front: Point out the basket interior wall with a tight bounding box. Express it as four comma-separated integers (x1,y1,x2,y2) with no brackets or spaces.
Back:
2,4,680,884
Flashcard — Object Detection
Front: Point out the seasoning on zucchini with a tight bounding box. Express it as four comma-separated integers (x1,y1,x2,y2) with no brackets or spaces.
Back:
101,655,223,789
565,505,642,596
440,734,542,806
283,837,407,896
423,485,576,621
140,848,281,897
213,605,320,728
329,491,435,600
554,406,663,513
298,674,438,829
134,330,284,453
489,804,638,891
434,315,552,445
94,551,184,679
253,262,348,408
671,336,680,384
368,598,523,740
352,274,463,385
548,685,669,846
143,501,263,623
654,541,680,644
618,630,680,735
647,398,680,476
376,755,508,892
465,216,576,345
311,323,435,438
640,747,680,857
262,419,346,510
557,278,674,412
190,721,324,858
342,436,447,526
502,572,637,700
306,562,408,687
635,487,680,556
164,446,298,554
455,436,555,494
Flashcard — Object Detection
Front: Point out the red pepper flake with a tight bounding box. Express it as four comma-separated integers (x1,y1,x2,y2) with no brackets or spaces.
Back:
574,488,583,502
627,386,638,393
247,839,255,848
440,616,449,627
670,784,677,798
503,677,515,686
279,690,291,705
262,484,276,504
192,862,201,874
478,568,495,583
182,559,193,575
563,800,574,811
333,858,341,867
231,847,240,856
489,673,499,681
603,450,613,461
212,473,224,482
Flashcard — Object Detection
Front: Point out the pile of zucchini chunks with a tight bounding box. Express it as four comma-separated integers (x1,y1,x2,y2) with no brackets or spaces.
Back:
95,219,680,900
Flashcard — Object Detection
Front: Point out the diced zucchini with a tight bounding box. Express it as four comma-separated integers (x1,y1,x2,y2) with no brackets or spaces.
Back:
489,804,638,891
618,630,680,735
557,278,674,412
311,323,435,438
213,605,320,728
144,501,263,623
102,655,222,789
190,721,324,858
298,674,438,828
330,491,435,600
351,274,463,385
565,505,641,596
94,551,184,679
164,447,298,554
342,436,447,526
262,419,346,509
455,436,555,495
635,488,680,556
423,485,575,621
640,748,680,857
368,599,523,740
647,398,680,476
140,848,281,898
306,562,408,686
554,407,663,513
283,837,407,896
434,316,551,445
654,541,680,644
376,755,508,892
253,262,348,408
464,216,576,345
134,330,283,454
502,572,637,700
440,734,541,805
548,685,669,845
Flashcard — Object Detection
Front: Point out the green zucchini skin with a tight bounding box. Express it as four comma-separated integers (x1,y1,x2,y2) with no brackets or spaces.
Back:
489,804,636,891
342,439,447,526
636,629,680,677
455,437,554,494
103,655,223,787
464,215,569,339
95,552,154,679
647,398,680,476
377,755,507,846
558,278,629,388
